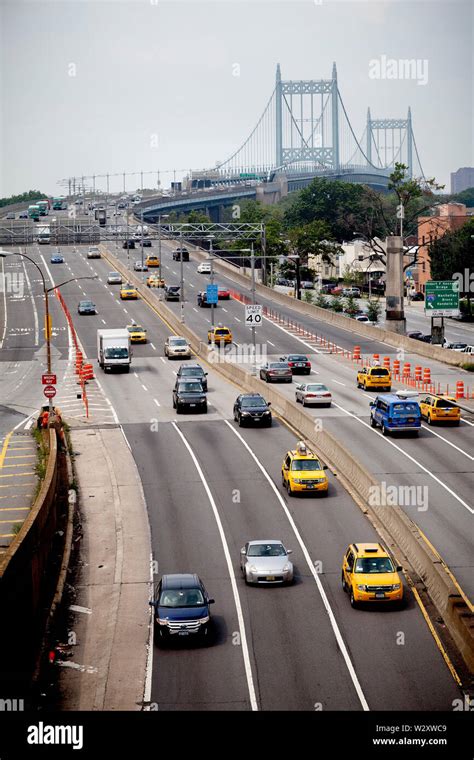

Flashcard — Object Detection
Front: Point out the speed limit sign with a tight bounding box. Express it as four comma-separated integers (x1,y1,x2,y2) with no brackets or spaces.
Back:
244,304,263,327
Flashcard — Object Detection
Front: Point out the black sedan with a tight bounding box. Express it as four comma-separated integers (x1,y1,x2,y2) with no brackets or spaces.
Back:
173,248,189,261
197,291,211,307
122,240,136,249
78,300,97,315
173,380,207,413
279,354,311,374
176,363,208,392
233,394,272,427
259,362,292,383
150,573,215,644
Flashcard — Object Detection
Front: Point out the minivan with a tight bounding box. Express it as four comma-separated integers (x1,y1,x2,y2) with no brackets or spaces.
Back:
369,393,421,436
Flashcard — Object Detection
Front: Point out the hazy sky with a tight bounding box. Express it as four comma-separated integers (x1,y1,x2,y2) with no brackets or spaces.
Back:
0,0,472,196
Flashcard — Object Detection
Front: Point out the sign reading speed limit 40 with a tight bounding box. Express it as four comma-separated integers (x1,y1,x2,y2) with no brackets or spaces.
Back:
244,304,263,327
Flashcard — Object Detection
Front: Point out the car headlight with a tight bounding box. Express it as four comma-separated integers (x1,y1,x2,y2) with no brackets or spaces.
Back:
249,565,258,573
357,585,367,591
292,478,304,484
282,563,291,572
241,412,251,417
392,584,401,590
263,410,271,415
199,616,210,625
157,617,169,625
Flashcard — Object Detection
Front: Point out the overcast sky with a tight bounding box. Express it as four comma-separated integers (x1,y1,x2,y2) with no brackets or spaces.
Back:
0,0,472,196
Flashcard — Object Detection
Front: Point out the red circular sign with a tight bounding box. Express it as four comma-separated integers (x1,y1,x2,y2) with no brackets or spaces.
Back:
43,385,57,399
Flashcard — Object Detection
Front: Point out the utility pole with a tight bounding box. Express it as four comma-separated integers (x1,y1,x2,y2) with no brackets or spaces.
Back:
180,230,185,323
250,242,257,376
209,235,215,327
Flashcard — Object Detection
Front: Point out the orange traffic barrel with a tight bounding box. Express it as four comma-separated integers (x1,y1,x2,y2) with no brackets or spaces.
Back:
383,356,390,369
456,381,465,399
415,366,422,381
423,367,431,382
81,364,94,381
372,353,380,363
403,362,411,377
393,360,400,375
353,345,361,360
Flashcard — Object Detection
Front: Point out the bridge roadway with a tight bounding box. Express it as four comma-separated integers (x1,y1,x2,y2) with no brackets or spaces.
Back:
0,242,466,710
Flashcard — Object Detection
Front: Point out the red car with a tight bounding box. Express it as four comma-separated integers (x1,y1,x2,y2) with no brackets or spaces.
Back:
280,354,311,375
217,286,231,300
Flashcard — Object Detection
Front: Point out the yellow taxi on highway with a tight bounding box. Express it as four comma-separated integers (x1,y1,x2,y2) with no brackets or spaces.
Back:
342,543,403,607
281,441,329,496
357,365,391,392
146,274,165,288
207,324,233,345
127,322,147,344
419,394,461,426
145,255,160,267
120,283,139,300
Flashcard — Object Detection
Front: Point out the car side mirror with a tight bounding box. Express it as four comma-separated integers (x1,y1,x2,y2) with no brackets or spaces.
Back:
287,549,293,555
323,465,328,470
205,372,208,376
240,548,246,555
267,402,271,407
369,402,375,407
208,598,215,605
148,601,155,607
396,566,402,572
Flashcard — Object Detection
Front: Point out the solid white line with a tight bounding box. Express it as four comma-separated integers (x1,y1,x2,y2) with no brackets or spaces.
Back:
263,315,323,354
332,402,474,514
171,422,258,711
224,419,369,711
460,418,474,428
332,379,346,386
22,258,39,345
421,424,474,461
0,257,8,349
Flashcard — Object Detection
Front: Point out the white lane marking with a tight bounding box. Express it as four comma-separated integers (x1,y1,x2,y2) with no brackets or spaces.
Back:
141,384,148,391
189,283,195,288
101,319,106,325
150,343,156,350
69,604,92,615
461,418,474,427
332,379,346,386
193,308,198,313
24,418,34,431
171,423,258,711
420,424,474,461
234,317,241,322
222,308,228,313
123,308,128,314
224,420,369,711
0,257,7,349
153,398,160,407
133,372,139,378
267,340,275,346
332,402,474,515
263,316,323,354
160,357,166,364
23,258,39,345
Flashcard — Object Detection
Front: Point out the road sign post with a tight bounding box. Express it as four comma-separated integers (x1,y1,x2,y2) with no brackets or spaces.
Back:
42,373,57,385
244,304,263,327
43,385,57,399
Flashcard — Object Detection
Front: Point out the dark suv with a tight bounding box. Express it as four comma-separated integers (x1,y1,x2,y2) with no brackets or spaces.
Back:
173,247,189,262
176,363,208,392
151,574,214,644
164,285,180,301
233,393,272,427
173,380,207,413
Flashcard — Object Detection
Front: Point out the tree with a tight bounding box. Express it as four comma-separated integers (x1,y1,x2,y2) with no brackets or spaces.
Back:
0,190,46,208
450,187,474,208
330,295,344,313
314,293,329,309
287,219,342,270
344,295,359,316
429,217,474,315
366,299,382,323
302,290,313,304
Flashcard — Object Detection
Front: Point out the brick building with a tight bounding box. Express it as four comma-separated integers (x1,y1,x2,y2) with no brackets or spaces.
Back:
415,203,470,292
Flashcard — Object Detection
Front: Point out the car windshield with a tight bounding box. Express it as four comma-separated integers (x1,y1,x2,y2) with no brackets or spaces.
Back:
247,544,286,557
171,339,187,346
451,343,467,349
109,272,120,278
288,355,307,361
105,347,128,359
355,557,395,573
291,459,322,471
80,301,93,307
436,399,456,409
128,326,144,333
159,588,205,608
270,363,289,369
178,382,203,392
181,368,203,377
306,384,328,392
370,368,389,376
215,329,229,335
392,403,418,415
241,397,266,408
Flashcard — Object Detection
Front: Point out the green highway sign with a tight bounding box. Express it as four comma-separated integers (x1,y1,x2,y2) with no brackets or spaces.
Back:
424,280,460,317
239,173,257,179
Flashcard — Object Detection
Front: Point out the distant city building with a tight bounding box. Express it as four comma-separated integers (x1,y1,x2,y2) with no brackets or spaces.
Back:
415,203,470,292
450,167,474,194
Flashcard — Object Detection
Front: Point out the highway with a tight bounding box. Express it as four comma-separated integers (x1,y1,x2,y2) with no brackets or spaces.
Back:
0,241,466,710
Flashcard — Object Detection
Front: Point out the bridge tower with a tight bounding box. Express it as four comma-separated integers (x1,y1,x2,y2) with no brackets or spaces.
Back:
366,108,414,177
274,63,340,171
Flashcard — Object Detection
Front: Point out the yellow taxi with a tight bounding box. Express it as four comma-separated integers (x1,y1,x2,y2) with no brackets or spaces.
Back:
207,324,233,345
342,543,403,607
419,394,461,426
146,274,165,288
281,441,329,496
357,365,391,392
145,255,160,267
120,284,139,300
127,323,147,343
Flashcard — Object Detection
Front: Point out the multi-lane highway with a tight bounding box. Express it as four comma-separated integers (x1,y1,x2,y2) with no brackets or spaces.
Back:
1,240,468,710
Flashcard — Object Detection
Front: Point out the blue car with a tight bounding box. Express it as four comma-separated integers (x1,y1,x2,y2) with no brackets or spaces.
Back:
150,573,215,645
369,393,421,436
50,254,64,264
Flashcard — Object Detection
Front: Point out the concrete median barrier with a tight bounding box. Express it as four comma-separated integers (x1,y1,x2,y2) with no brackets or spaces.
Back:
101,244,474,674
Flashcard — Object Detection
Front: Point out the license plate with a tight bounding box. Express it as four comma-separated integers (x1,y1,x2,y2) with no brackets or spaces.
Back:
375,593,385,599
178,630,189,636
266,576,275,581
295,363,304,367
189,404,196,407
407,418,414,423
305,484,315,489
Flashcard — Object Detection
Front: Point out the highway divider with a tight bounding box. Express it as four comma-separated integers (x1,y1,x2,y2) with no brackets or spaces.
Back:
101,244,474,675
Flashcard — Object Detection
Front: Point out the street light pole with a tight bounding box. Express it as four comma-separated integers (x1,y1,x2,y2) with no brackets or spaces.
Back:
208,235,215,327
158,213,169,299
180,230,185,323
250,242,257,375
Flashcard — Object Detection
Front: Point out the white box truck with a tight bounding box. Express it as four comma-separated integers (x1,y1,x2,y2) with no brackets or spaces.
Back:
37,225,51,244
97,329,131,372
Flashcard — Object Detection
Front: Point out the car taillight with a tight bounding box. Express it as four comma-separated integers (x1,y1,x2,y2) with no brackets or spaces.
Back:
306,394,316,397
322,393,331,397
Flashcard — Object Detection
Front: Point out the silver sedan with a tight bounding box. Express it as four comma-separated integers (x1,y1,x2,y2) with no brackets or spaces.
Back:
240,540,294,585
295,382,332,407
